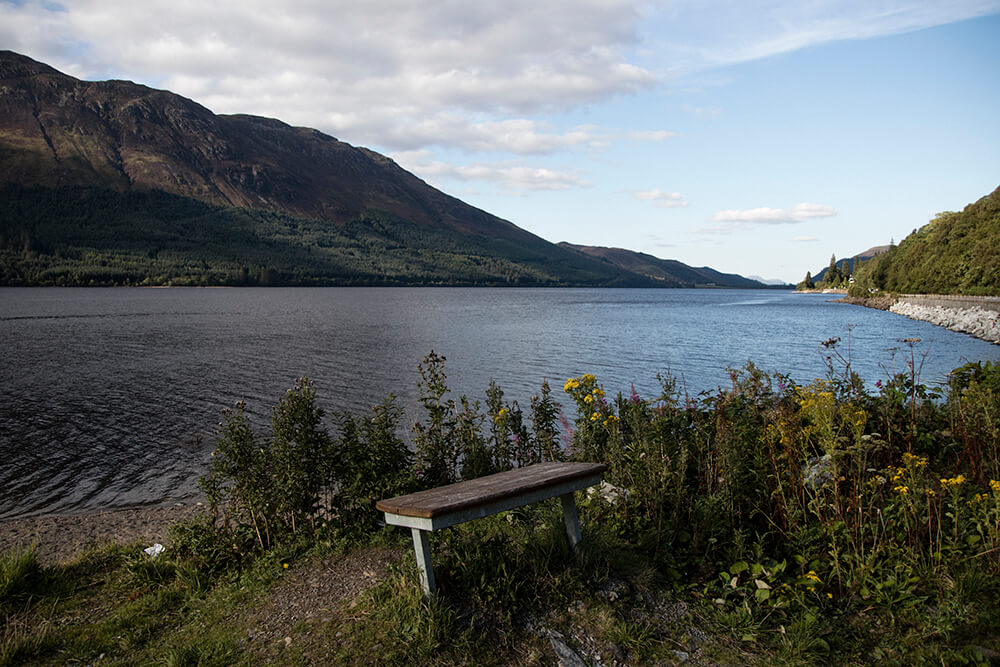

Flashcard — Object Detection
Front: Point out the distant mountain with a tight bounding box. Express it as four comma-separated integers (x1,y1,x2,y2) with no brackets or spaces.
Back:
558,243,767,288
748,275,792,286
0,50,758,288
849,187,1000,296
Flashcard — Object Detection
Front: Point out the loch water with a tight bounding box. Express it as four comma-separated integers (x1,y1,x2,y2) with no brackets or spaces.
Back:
2,286,998,519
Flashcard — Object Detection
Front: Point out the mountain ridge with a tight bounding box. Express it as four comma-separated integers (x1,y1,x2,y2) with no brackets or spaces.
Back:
559,243,768,288
0,50,762,288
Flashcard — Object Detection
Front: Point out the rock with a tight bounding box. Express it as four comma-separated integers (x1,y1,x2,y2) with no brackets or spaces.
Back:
889,301,1000,344
595,578,630,602
549,634,588,667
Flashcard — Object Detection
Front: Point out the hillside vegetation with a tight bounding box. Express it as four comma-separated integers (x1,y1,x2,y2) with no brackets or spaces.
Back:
0,184,646,286
849,185,1000,296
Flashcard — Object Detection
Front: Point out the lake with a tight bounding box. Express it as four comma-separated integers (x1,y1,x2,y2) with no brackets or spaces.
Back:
2,287,998,519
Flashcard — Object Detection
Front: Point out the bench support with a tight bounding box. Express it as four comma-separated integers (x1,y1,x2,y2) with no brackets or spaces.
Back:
560,492,582,551
411,527,437,595
405,492,586,596
377,462,606,596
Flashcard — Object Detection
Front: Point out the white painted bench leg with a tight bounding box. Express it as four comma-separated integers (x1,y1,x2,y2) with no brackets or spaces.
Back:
560,492,582,552
411,527,437,596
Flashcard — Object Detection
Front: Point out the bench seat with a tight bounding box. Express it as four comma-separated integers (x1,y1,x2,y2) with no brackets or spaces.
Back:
377,461,606,595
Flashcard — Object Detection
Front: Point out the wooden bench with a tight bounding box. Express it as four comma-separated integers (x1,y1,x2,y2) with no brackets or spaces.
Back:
376,461,607,595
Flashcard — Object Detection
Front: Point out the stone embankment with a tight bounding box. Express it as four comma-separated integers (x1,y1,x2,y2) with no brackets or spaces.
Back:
841,294,1000,344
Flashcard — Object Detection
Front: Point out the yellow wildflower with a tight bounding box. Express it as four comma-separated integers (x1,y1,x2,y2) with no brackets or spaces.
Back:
990,480,1000,494
940,475,967,488
584,394,594,404
969,493,989,507
564,378,580,392
590,412,600,422
894,485,909,495
902,452,928,469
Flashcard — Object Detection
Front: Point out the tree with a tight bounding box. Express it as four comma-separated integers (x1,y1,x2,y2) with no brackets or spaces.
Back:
800,271,815,289
826,254,842,287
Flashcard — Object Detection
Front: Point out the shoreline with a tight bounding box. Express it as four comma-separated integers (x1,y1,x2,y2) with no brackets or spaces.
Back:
838,294,1000,344
0,501,203,565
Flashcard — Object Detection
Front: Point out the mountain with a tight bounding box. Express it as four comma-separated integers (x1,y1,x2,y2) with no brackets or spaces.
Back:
0,51,755,288
849,186,1000,296
558,243,768,288
748,275,792,286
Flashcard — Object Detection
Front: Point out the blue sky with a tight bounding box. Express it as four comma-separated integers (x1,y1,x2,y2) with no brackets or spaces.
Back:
3,1,998,283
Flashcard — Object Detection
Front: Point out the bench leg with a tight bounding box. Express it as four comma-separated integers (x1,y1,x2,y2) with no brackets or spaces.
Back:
560,492,582,552
411,527,437,596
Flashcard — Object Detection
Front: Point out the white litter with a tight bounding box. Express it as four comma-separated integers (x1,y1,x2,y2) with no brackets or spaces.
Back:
143,543,165,559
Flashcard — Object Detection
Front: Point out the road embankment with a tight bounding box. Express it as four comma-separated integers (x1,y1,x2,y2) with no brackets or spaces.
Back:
839,293,1000,344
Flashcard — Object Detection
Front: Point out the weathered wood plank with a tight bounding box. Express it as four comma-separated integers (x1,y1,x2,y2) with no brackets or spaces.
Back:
375,462,607,519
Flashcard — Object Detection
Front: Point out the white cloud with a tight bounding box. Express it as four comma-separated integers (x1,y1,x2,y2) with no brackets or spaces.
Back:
1,0,656,153
794,235,819,242
710,203,837,223
696,202,837,235
646,1,1000,72
627,130,676,141
633,189,689,208
392,152,587,192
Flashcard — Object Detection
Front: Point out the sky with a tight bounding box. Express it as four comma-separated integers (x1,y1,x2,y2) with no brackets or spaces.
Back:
3,1,999,283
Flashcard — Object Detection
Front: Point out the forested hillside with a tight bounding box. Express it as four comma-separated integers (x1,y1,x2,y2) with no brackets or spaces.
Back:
849,185,1000,296
0,184,649,286
560,242,767,288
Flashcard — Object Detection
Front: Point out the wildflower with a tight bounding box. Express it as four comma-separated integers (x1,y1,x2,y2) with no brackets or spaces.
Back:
969,493,989,507
826,593,833,599
940,475,967,488
894,485,909,495
875,380,883,389
564,378,580,392
494,407,509,423
283,563,289,569
990,480,1000,494
902,452,928,469
590,412,600,422
583,394,594,404
925,489,936,497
